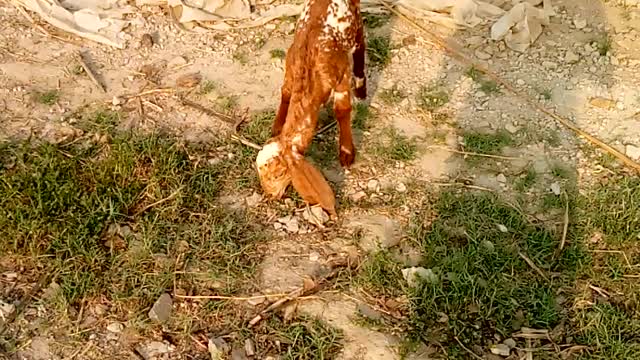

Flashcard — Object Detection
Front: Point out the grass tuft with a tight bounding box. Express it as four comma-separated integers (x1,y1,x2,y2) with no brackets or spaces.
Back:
367,36,392,67
416,86,449,111
463,131,512,155
33,90,60,105
270,49,287,60
373,128,418,162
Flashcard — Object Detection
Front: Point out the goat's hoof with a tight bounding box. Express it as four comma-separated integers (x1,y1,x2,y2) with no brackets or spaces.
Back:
354,85,367,100
339,148,356,168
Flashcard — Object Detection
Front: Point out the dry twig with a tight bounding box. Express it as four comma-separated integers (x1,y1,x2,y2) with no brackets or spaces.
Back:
518,252,549,281
429,145,519,160
230,134,262,150
133,186,184,217
453,337,483,360
76,51,106,93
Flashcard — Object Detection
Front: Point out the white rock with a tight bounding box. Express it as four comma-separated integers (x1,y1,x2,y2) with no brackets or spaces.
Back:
278,216,299,233
490,343,511,356
565,51,580,64
168,56,188,68
350,191,367,202
475,49,492,60
244,192,263,207
0,300,15,318
574,18,587,30
497,224,508,233
626,144,640,160
302,206,329,227
505,123,519,134
367,179,379,192
496,173,507,183
107,322,124,333
550,182,561,195
402,267,438,287
395,182,407,193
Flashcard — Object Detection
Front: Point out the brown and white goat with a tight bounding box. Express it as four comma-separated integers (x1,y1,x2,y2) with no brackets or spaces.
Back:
256,0,366,218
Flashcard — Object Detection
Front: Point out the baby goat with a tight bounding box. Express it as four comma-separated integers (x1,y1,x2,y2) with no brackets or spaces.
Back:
256,0,367,218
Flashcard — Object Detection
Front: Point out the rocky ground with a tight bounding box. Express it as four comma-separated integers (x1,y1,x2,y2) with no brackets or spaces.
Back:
1,0,640,359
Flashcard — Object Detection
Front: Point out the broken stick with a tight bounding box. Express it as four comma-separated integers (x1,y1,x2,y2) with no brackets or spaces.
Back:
76,51,106,93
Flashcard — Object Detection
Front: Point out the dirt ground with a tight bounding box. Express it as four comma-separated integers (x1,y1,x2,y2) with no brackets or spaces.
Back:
1,0,640,359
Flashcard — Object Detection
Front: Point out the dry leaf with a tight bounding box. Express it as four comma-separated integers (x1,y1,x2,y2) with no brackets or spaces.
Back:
589,97,615,109
302,277,316,292
176,72,202,88
282,302,298,322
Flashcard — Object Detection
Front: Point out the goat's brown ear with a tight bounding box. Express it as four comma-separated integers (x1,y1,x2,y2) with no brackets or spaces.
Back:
290,158,337,219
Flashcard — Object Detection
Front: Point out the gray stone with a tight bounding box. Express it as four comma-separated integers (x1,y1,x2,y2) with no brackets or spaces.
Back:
148,293,173,323
357,303,383,321
496,173,507,183
503,338,517,349
302,206,329,227
349,215,400,252
350,191,367,202
565,51,580,64
490,343,511,356
574,18,587,30
402,267,437,287
136,341,175,360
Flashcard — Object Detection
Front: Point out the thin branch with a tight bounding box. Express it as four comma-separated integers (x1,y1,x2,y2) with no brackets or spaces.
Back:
231,134,262,150
133,186,184,217
518,252,549,281
429,145,519,160
453,337,483,360
432,182,494,192
559,191,569,253
76,51,106,93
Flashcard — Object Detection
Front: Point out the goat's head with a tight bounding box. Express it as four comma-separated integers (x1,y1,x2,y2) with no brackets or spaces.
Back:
256,140,291,200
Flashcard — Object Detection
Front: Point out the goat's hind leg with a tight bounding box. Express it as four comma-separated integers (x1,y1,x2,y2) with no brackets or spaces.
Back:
333,76,355,168
352,24,367,100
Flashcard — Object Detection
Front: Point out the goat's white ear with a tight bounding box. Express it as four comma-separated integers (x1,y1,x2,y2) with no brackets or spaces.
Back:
289,158,337,219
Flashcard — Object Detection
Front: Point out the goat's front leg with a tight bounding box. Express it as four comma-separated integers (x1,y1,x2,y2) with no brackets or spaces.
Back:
272,76,292,137
334,79,355,168
352,24,367,100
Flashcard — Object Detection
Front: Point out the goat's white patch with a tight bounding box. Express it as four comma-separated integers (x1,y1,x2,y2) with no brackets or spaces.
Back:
323,0,351,35
256,141,282,168
292,134,304,147
355,77,365,88
333,91,349,102
340,145,352,154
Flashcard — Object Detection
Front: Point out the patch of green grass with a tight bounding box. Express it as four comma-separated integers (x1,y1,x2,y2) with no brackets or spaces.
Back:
593,36,612,56
357,250,405,297
0,131,265,309
465,67,499,94
262,316,343,359
540,88,553,100
70,64,84,75
353,102,372,130
216,95,239,114
199,80,218,95
515,168,537,191
373,128,418,162
33,90,60,105
579,176,640,245
574,304,640,359
363,13,391,29
462,131,512,155
551,163,572,179
379,85,406,105
367,36,391,67
77,109,120,133
416,86,449,111
233,50,249,65
405,191,587,347
270,48,287,60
